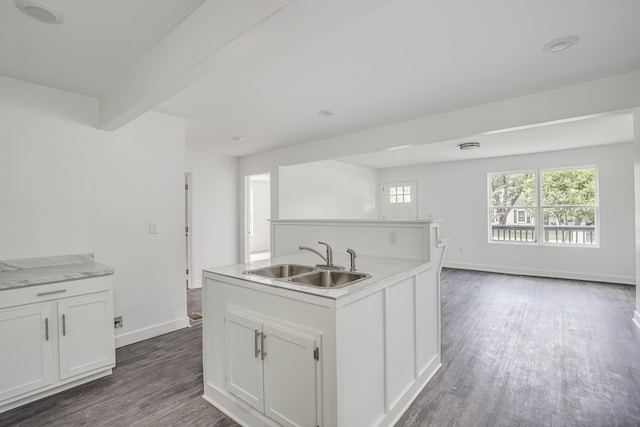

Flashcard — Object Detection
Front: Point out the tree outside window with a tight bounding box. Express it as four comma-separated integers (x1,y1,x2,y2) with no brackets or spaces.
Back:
488,167,598,246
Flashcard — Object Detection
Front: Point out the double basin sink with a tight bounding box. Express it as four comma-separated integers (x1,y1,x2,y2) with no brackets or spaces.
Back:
243,264,370,289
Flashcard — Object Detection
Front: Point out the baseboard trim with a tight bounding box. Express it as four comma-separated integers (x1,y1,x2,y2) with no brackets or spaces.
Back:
115,316,190,348
443,261,635,285
634,312,640,330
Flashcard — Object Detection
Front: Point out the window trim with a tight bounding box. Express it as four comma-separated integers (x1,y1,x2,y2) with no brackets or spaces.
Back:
487,166,600,248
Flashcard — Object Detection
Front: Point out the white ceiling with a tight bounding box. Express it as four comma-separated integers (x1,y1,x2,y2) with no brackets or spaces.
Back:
2,0,640,164
338,114,634,169
0,0,205,97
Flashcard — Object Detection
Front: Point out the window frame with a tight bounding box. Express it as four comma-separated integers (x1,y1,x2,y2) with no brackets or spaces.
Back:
487,166,599,248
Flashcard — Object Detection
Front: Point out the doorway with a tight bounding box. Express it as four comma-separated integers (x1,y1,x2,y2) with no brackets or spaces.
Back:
382,181,418,220
245,173,271,262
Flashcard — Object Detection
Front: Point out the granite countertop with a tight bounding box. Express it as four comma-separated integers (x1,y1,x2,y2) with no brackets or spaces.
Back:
204,252,428,300
0,253,114,290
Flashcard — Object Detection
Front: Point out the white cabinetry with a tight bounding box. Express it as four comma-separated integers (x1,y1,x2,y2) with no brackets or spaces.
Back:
224,308,320,427
0,304,53,402
0,276,115,413
58,292,115,380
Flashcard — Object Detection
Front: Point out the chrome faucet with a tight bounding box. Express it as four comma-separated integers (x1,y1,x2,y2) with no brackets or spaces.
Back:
346,248,357,272
299,241,344,270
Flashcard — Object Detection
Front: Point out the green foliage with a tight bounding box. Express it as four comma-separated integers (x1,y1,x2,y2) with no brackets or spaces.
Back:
490,172,535,224
490,168,596,226
542,168,595,225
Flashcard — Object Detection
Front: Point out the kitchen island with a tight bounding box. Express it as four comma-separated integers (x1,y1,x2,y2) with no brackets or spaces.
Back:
202,237,446,427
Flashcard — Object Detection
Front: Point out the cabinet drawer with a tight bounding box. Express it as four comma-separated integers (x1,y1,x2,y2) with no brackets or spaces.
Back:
0,276,112,309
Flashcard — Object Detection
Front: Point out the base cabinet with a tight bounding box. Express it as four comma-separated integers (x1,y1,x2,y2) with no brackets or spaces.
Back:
0,304,53,402
225,308,320,427
0,277,115,413
58,293,114,380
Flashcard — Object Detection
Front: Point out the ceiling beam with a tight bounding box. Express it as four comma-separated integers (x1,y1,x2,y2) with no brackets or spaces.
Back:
99,0,292,131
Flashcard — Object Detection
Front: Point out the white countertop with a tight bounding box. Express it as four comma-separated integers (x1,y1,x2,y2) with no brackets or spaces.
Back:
204,252,429,300
0,254,114,290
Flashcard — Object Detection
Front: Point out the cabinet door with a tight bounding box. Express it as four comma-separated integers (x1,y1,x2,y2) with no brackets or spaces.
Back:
58,292,115,380
263,323,318,427
225,310,264,411
0,304,53,401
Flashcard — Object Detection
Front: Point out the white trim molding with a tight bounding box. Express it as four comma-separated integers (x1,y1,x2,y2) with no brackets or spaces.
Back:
444,261,635,285
634,311,640,330
115,317,190,348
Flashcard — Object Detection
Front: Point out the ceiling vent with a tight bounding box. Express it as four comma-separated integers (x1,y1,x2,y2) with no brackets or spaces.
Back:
459,142,480,151
15,0,64,24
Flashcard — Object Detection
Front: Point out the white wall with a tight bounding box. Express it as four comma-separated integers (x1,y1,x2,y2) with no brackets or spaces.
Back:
379,143,635,284
250,178,270,253
185,150,238,287
237,71,640,259
279,160,378,219
0,75,188,347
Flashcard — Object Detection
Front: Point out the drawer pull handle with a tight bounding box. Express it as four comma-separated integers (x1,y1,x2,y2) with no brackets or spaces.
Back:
62,314,66,336
45,318,49,341
261,333,267,360
37,289,67,297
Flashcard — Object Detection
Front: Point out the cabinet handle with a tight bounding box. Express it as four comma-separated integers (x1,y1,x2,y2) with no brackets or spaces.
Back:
261,333,267,360
62,314,66,336
37,289,67,297
45,318,49,341
254,330,260,358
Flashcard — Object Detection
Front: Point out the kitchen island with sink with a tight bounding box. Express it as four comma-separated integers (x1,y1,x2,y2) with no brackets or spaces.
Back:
202,229,446,427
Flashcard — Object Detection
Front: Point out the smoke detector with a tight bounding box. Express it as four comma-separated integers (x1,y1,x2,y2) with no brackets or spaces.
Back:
15,0,64,24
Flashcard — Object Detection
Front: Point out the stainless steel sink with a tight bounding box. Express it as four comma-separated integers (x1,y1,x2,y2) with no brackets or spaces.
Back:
289,270,370,288
243,264,316,279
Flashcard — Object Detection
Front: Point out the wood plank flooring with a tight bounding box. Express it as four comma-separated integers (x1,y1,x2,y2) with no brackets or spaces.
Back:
1,269,638,426
397,269,640,426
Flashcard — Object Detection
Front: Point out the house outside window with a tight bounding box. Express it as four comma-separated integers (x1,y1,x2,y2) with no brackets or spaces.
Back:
488,167,598,246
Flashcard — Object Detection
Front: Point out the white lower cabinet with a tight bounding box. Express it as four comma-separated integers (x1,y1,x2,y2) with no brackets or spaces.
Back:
0,277,115,413
225,308,320,427
58,293,114,380
0,304,53,402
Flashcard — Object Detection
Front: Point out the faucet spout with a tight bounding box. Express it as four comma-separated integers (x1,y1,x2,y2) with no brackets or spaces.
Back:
298,242,344,270
298,246,328,264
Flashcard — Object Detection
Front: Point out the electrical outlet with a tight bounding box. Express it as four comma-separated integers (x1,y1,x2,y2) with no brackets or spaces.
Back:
389,230,397,245
114,316,123,329
149,222,158,234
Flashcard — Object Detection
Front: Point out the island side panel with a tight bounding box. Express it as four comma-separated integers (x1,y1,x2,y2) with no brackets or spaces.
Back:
336,263,441,427
336,291,386,427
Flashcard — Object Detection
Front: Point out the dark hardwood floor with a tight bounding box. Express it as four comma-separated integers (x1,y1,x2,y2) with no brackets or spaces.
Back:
2,269,638,426
397,269,640,427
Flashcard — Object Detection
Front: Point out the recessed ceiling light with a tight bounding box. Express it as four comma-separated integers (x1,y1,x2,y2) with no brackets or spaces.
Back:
459,142,480,151
543,35,579,53
317,110,335,118
15,0,64,24
230,136,245,142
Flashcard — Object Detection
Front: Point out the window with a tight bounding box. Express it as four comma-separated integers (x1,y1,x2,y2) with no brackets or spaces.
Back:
389,185,411,204
488,167,598,246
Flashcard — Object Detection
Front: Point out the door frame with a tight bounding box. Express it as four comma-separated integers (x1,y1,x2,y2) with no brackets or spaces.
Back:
244,172,271,263
185,172,196,288
382,180,419,220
